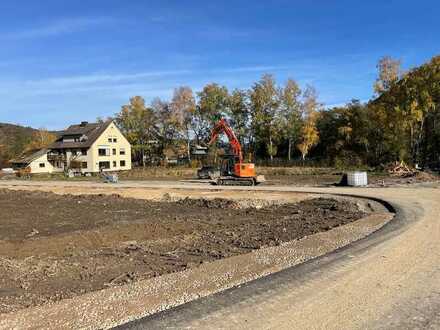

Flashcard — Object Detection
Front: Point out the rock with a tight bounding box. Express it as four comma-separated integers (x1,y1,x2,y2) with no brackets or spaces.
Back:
26,228,39,238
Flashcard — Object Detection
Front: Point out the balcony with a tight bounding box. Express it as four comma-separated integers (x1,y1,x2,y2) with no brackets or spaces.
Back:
47,153,66,162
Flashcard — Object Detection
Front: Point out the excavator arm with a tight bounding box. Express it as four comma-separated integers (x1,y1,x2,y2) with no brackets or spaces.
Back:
208,118,243,163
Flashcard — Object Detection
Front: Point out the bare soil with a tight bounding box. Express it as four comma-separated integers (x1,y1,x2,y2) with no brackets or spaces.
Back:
0,189,366,314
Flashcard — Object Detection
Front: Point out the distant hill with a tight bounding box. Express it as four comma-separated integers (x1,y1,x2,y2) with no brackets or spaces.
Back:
0,123,38,168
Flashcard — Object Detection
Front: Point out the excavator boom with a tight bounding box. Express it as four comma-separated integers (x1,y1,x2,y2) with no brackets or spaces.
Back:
208,118,243,163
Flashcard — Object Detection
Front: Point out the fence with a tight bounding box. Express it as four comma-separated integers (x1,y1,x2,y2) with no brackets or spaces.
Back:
254,158,332,168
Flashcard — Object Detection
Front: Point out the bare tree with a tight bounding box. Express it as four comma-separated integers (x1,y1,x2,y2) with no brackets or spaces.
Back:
374,56,402,94
25,128,57,151
170,86,196,162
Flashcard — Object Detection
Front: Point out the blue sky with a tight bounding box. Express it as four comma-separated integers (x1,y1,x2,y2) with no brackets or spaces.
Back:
0,0,438,129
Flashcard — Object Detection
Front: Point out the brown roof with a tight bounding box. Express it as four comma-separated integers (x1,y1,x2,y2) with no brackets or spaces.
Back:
49,120,113,149
11,148,48,165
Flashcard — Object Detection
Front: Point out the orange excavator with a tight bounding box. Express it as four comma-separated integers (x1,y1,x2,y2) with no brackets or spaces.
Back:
204,118,265,186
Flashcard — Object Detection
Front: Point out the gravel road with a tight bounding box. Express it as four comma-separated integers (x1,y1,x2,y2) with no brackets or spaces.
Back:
111,183,439,330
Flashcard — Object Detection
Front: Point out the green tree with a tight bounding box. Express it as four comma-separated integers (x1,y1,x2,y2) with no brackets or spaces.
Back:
170,86,196,161
193,84,229,145
316,100,376,166
197,83,229,121
372,55,440,164
280,78,302,160
115,96,156,166
249,74,282,161
150,97,178,158
228,89,250,154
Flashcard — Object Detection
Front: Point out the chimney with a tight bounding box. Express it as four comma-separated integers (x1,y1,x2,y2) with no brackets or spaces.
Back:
80,121,88,127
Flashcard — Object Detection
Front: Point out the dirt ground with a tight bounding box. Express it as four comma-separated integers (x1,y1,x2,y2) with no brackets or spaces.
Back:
0,189,367,314
265,172,440,187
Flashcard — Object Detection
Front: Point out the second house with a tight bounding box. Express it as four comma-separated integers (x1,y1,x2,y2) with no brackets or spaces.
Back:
47,120,132,173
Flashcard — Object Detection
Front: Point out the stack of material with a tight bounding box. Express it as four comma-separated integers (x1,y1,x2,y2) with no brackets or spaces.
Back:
386,161,417,178
101,172,119,183
338,172,368,187
347,171,368,186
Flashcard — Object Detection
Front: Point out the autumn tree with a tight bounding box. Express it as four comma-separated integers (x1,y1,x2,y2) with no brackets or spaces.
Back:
372,55,440,164
150,97,178,158
315,100,377,166
115,96,156,166
105,54,440,168
280,79,302,160
25,129,57,151
228,89,250,154
194,83,229,144
170,86,196,161
297,86,320,160
250,74,282,160
374,56,402,95
197,83,229,121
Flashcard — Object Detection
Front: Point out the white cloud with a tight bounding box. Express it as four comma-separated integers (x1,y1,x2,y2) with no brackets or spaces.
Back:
2,17,112,39
0,70,194,100
19,70,192,87
219,65,291,73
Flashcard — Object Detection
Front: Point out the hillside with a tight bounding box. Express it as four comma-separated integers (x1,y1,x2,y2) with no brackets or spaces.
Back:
0,123,38,168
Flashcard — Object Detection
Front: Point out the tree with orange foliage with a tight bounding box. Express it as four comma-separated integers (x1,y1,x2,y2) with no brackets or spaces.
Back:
297,86,320,160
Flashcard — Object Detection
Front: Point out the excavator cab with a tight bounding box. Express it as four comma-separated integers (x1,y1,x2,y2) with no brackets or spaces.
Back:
220,154,235,177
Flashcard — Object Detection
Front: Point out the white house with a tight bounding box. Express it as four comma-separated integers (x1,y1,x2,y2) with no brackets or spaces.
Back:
11,120,132,174
10,148,56,174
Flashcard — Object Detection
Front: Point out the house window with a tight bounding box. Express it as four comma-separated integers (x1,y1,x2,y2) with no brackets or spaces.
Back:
112,148,116,155
120,148,126,155
113,161,117,168
98,148,109,156
120,160,126,167
99,161,110,170
113,138,117,143
108,138,112,143
82,162,87,169
81,149,87,155
39,163,45,168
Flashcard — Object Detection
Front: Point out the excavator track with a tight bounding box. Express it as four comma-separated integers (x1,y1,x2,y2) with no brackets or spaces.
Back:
215,177,255,186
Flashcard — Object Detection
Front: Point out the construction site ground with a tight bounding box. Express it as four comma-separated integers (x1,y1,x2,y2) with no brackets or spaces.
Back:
0,179,438,329
0,186,375,315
